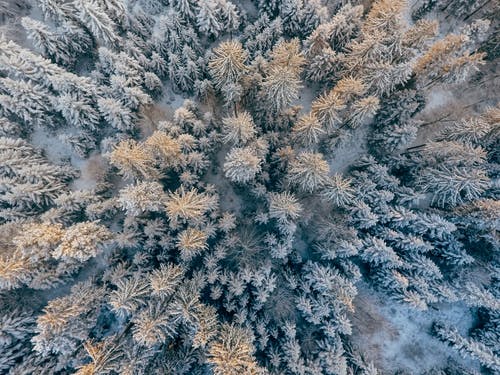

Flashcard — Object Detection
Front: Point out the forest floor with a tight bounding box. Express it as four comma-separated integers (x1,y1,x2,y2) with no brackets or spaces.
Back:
350,282,480,373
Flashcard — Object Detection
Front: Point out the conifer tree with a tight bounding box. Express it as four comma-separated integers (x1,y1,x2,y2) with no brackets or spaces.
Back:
118,182,166,217
165,186,214,225
221,111,257,145
224,146,262,184
287,152,330,193
261,66,302,114
207,323,260,375
52,221,112,262
74,0,119,46
108,139,160,180
292,112,325,146
268,191,303,223
208,40,248,91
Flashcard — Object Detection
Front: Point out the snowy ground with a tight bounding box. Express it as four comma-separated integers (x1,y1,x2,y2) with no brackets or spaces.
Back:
350,282,481,374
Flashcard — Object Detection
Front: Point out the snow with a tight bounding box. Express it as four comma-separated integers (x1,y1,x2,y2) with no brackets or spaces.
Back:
350,282,481,374
424,88,454,112
327,125,369,174
30,127,74,162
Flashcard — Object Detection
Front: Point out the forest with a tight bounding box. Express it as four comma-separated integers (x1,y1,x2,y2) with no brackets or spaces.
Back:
0,0,498,374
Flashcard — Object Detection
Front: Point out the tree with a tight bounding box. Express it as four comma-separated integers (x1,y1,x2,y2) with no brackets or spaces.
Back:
52,221,112,262
149,263,184,298
21,17,92,66
434,322,500,372
131,302,169,347
287,152,330,193
177,227,208,261
268,191,303,223
224,146,262,184
320,174,355,207
118,182,166,216
311,90,346,130
74,0,119,46
261,66,302,114
292,112,325,146
221,111,257,145
208,40,248,90
361,236,403,268
0,137,76,219
171,0,199,21
165,186,214,225
268,39,305,76
109,273,150,319
144,131,182,169
417,165,490,207
197,0,223,38
207,323,260,375
414,34,486,87
98,97,135,131
0,77,54,128
32,280,105,356
348,96,380,128
108,139,160,180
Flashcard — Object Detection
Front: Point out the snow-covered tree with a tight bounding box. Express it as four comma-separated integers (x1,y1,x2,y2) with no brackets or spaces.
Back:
208,40,248,90
221,111,257,145
287,152,330,193
224,146,262,184
74,0,119,46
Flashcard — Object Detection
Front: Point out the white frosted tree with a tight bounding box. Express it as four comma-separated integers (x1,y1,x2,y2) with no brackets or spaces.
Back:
224,146,262,184
261,67,302,114
98,97,135,131
197,0,223,38
287,152,330,193
417,166,490,207
118,182,166,217
0,78,53,128
74,0,119,46
221,111,257,145
21,17,91,66
208,40,248,90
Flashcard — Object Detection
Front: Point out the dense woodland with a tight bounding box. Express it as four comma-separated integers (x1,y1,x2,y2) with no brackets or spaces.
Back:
0,0,498,374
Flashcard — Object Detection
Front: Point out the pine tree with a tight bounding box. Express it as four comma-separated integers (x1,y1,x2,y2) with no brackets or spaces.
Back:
221,111,257,145
165,186,214,225
144,131,182,169
32,280,105,356
98,97,135,131
348,96,380,128
417,165,490,207
109,273,150,318
224,146,262,184
268,191,303,224
0,77,54,128
197,0,223,38
434,322,500,371
415,34,486,87
287,152,330,193
52,221,112,262
171,0,199,21
74,0,119,46
208,40,248,90
21,17,92,66
292,112,325,146
108,139,160,180
261,66,302,114
149,263,184,298
207,323,260,375
118,182,166,216
320,174,355,207
311,90,346,130
177,227,208,261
